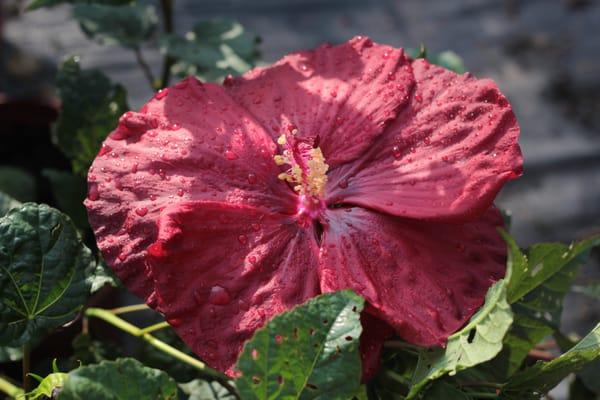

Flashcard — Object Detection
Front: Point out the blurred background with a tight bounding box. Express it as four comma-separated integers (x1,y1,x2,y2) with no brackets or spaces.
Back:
1,0,599,397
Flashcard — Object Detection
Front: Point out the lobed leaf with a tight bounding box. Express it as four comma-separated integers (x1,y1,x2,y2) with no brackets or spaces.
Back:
235,290,364,400
53,56,128,175
497,232,600,375
407,280,513,399
59,358,178,399
160,18,260,82
73,3,158,48
504,323,600,398
0,166,36,202
0,203,94,347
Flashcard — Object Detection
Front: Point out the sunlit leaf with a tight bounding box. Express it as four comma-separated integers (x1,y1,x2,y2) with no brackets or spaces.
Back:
236,290,364,400
504,323,600,399
407,280,513,399
160,18,260,82
73,3,158,48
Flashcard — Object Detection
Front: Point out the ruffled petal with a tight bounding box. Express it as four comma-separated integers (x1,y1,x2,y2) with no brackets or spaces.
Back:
359,311,394,381
148,201,320,374
319,206,506,347
226,36,415,167
85,77,296,300
326,58,522,221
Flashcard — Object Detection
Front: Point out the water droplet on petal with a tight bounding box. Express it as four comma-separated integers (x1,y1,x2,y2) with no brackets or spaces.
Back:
88,184,99,201
177,188,184,197
155,88,169,100
238,234,248,245
135,207,148,216
209,285,231,305
247,173,257,184
224,150,238,160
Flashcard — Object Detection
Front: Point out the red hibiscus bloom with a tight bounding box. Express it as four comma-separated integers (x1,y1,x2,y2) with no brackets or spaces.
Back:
85,36,522,378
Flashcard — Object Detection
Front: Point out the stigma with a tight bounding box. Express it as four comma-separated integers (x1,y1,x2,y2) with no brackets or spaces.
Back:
274,126,330,216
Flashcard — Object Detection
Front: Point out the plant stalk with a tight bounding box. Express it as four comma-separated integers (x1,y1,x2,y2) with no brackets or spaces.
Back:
0,375,24,398
133,46,156,90
110,303,150,315
22,343,31,392
159,0,175,88
84,307,239,398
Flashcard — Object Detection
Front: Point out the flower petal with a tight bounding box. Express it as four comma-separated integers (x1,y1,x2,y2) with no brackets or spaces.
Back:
148,201,320,374
85,77,296,300
319,206,506,347
360,311,394,381
326,59,522,221
226,36,415,167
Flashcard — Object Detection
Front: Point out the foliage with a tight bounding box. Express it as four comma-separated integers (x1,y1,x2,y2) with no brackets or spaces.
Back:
0,3,599,400
236,290,364,400
53,57,128,175
160,19,261,81
59,358,179,399
0,203,94,347
73,3,158,49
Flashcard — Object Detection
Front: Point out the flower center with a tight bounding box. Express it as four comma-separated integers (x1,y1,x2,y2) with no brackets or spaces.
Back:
274,126,329,221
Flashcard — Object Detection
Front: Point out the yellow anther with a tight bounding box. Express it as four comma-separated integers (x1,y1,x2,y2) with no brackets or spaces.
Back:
277,135,287,145
278,172,289,181
274,155,286,165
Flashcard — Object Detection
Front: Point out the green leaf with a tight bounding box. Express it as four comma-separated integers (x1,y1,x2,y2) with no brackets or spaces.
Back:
405,47,465,73
42,169,89,231
504,323,600,398
160,18,260,82
0,166,36,202
0,203,94,347
235,290,364,400
27,372,69,400
88,259,119,294
54,56,128,175
573,283,600,300
495,233,600,376
60,358,178,399
73,3,158,48
71,333,120,365
0,345,23,362
424,381,470,400
27,0,132,11
0,191,21,217
431,51,465,74
178,379,235,400
407,280,513,399
504,233,600,304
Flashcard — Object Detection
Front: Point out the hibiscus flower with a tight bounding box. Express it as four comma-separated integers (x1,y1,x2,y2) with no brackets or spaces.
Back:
85,36,522,378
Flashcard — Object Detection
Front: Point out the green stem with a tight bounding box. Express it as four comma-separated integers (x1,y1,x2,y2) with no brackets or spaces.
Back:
110,303,149,315
139,321,170,335
85,308,240,398
0,375,24,398
133,46,156,90
86,308,221,379
159,0,174,88
22,343,31,392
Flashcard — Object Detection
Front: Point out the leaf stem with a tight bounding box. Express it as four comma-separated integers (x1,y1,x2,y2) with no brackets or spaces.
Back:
110,303,149,314
139,321,170,335
0,375,24,398
22,343,31,392
159,0,174,88
133,46,156,90
84,307,239,398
